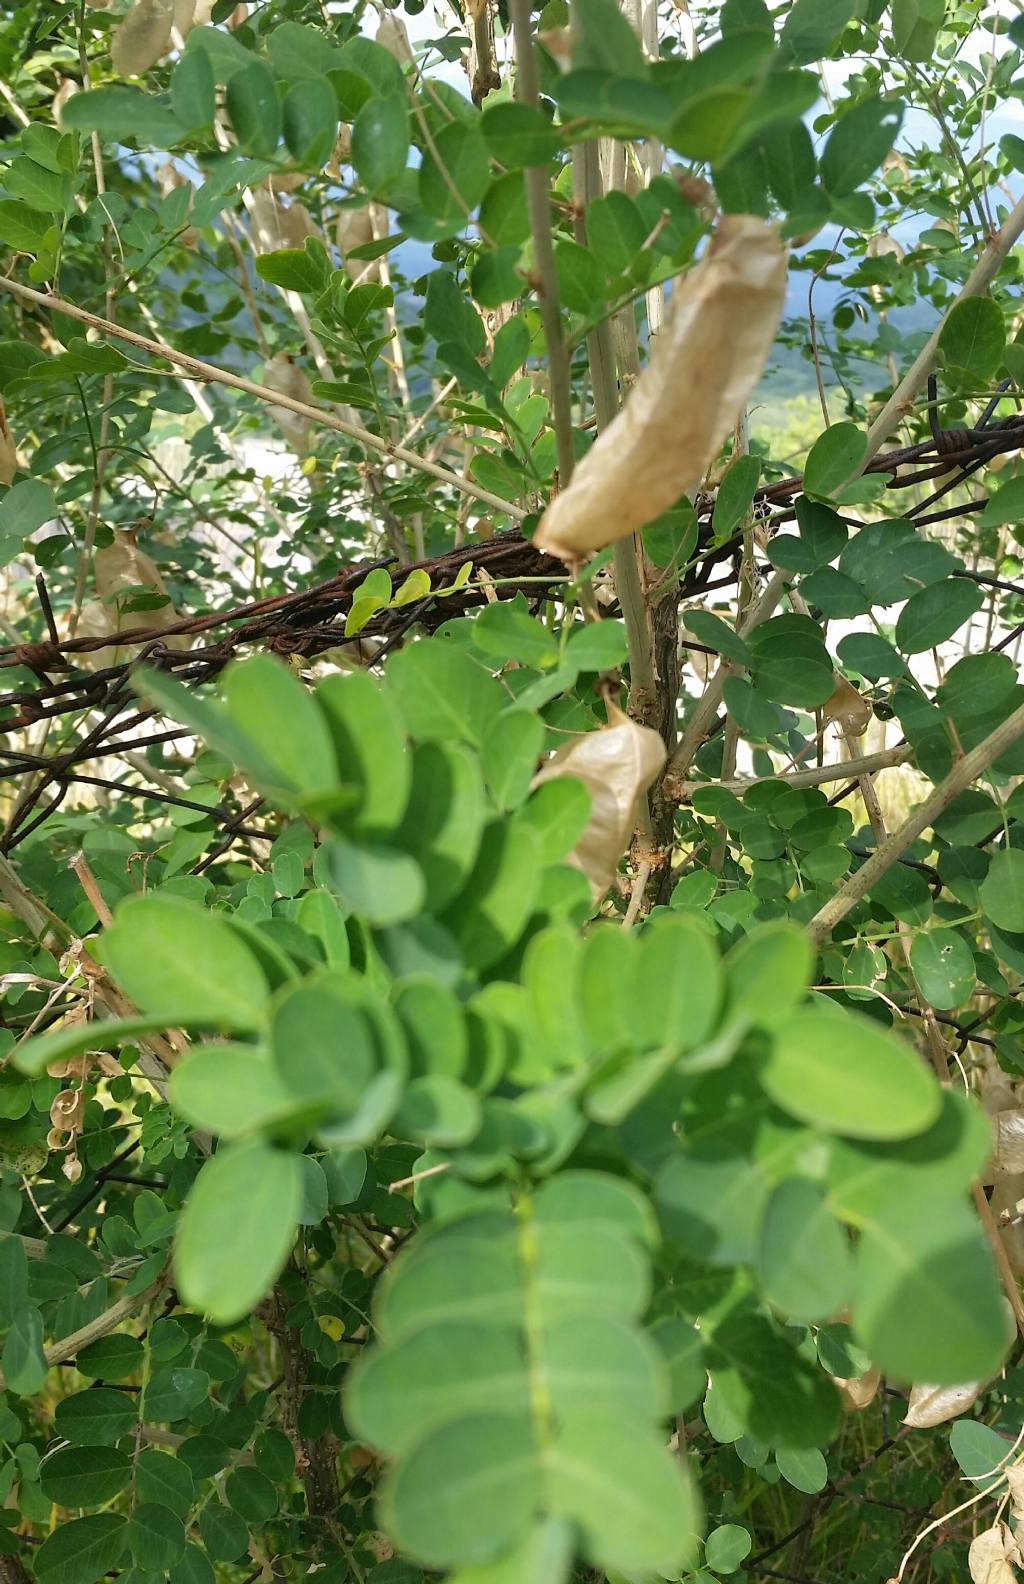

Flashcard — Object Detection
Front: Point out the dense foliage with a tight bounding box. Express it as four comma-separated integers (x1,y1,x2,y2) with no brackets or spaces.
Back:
2,1,1024,1582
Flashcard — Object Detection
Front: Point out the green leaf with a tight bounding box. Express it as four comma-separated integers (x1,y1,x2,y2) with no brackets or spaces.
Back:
938,298,1005,380
778,0,855,61
352,92,410,193
40,1447,133,1507
282,75,338,165
0,1234,28,1326
892,0,946,59
722,922,813,1031
419,122,490,223
775,1446,828,1494
712,455,761,540
474,601,559,669
980,849,1024,933
389,638,502,747
756,1178,851,1322
171,49,215,129
225,61,281,157
99,894,269,1029
318,837,426,926
129,1505,186,1572
12,1012,178,1077
0,198,51,251
35,1516,128,1584
1,1304,46,1393
0,478,55,538
949,1419,1016,1487
572,0,648,75
554,239,604,314
136,1449,195,1517
909,929,976,1011
221,655,340,799
174,1141,301,1324
758,1004,940,1140
853,1192,1010,1383
565,620,628,672
270,978,379,1116
482,710,544,812
802,422,867,499
255,239,332,292
705,1523,752,1573
895,576,983,653
819,97,903,197
382,1413,541,1568
441,821,541,970
170,1044,298,1137
705,1310,839,1449
316,669,410,837
481,104,561,168
60,87,184,146
55,1388,137,1445
634,914,722,1054
979,477,1024,528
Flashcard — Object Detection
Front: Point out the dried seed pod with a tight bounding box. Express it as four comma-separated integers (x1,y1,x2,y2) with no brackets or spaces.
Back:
969,1524,1021,1584
52,77,80,127
832,1368,881,1411
326,125,352,180
86,526,191,661
534,216,788,561
0,398,16,486
337,205,378,281
530,702,666,902
172,0,195,35
376,13,413,64
866,231,905,263
992,1110,1024,1177
111,0,176,76
264,352,316,455
267,171,306,194
250,190,318,254
822,675,872,736
991,1172,1024,1275
1005,1465,1024,1520
882,148,910,181
902,1380,982,1427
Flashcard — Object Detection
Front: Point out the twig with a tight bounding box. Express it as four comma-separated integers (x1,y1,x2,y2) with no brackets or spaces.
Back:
0,278,526,521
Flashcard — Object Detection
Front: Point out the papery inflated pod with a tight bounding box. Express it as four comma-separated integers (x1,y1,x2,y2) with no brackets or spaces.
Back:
172,0,196,36
111,0,176,76
88,526,191,660
326,125,352,180
832,1368,881,1411
866,231,905,263
903,1380,982,1427
529,703,666,903
882,149,910,182
264,352,315,455
537,26,571,68
52,77,80,127
249,190,317,253
534,216,788,561
969,1524,1021,1584
822,675,872,736
267,171,306,194
991,1172,1024,1275
990,1110,1024,1177
376,13,413,64
0,399,17,486
337,205,377,281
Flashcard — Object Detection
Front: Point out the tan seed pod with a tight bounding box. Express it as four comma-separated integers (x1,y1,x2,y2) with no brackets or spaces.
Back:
530,702,666,903
991,1172,1024,1275
1005,1465,1024,1520
969,1524,1021,1584
52,77,81,127
866,231,905,263
822,675,872,735
326,125,352,180
87,526,190,659
111,0,176,76
376,13,413,64
338,205,378,281
991,1110,1024,1177
0,398,16,486
533,216,788,561
882,148,910,181
264,352,315,455
902,1380,982,1427
832,1368,881,1411
172,0,196,36
267,171,306,194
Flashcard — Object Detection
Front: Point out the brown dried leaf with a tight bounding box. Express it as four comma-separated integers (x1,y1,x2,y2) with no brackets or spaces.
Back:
822,675,872,735
969,1524,1021,1584
530,703,666,902
833,1368,881,1412
533,216,787,561
903,1380,982,1427
111,0,176,76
